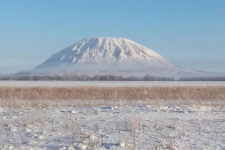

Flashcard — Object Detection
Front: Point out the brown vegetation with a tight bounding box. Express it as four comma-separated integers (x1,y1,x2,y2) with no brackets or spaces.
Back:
0,86,225,101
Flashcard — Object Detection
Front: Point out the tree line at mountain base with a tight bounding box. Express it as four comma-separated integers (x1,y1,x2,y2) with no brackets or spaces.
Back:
179,77,225,81
0,74,225,81
0,74,175,81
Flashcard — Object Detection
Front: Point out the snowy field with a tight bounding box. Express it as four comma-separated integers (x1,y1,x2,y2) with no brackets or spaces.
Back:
0,81,225,149
0,81,225,87
0,104,225,150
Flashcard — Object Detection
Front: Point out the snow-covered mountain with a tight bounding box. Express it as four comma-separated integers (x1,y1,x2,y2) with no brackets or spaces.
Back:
29,37,196,77
38,37,171,67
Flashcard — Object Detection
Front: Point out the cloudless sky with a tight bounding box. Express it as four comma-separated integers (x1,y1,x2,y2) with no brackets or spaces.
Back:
0,0,225,74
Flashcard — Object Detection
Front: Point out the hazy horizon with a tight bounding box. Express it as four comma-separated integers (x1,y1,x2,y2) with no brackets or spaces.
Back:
0,0,225,74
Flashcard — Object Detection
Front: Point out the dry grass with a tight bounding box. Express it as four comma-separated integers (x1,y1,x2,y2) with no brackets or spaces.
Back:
0,86,224,107
0,86,225,100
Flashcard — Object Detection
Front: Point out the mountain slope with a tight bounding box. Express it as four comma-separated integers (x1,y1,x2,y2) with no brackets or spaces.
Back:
30,37,195,77
37,37,171,67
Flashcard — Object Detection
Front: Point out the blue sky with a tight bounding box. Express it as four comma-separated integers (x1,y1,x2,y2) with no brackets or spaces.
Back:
0,0,225,74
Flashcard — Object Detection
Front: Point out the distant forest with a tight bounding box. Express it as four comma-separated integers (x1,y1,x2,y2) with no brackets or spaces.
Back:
179,77,225,81
0,74,225,81
0,74,174,81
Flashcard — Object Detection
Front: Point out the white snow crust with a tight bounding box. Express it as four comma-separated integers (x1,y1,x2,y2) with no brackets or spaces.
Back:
0,104,224,150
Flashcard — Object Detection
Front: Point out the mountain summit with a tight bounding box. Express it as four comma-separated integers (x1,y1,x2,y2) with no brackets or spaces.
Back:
38,37,171,67
31,37,194,76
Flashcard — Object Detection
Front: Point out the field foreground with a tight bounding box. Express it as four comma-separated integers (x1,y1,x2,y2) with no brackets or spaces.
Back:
0,83,225,150
0,103,225,150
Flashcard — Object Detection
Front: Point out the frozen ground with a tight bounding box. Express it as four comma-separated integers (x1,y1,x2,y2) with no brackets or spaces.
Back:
0,103,225,150
1,81,225,149
0,81,225,87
